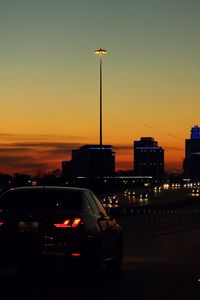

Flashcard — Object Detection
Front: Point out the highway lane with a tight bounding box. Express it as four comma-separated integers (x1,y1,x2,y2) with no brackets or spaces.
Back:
100,187,193,208
1,226,200,300
1,188,200,300
121,187,193,207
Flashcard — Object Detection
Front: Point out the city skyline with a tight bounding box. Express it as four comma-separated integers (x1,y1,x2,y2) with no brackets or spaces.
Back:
0,130,192,175
0,0,200,174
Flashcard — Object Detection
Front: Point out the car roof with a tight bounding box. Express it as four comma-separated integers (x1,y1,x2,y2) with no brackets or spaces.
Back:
7,186,91,193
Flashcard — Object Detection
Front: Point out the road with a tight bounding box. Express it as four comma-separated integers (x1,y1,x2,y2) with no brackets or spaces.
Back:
140,187,194,207
1,188,200,300
101,186,193,208
1,226,200,299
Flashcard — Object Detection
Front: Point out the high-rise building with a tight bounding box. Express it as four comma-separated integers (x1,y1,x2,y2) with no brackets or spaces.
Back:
134,137,164,179
62,145,115,178
184,125,200,179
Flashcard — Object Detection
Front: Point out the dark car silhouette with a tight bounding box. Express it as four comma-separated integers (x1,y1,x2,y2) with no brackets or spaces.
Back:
0,186,123,273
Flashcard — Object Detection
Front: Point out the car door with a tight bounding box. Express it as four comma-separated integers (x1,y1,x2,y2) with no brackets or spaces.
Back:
89,192,118,259
85,191,112,259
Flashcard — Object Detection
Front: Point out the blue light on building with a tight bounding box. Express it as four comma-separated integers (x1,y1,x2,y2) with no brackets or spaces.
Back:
184,125,200,179
62,144,115,178
135,147,163,150
133,137,164,179
87,147,112,150
191,125,200,139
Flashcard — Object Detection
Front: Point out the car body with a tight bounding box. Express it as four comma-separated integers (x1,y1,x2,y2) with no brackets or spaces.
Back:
0,186,123,272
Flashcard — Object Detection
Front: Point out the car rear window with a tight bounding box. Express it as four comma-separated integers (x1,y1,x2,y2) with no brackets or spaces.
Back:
0,189,82,211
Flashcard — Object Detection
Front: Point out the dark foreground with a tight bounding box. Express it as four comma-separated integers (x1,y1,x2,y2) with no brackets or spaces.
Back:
1,226,200,300
1,188,200,300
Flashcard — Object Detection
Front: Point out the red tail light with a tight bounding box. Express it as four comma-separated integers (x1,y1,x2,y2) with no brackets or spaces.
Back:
71,253,81,257
54,217,82,228
0,221,4,226
72,218,82,227
54,219,70,228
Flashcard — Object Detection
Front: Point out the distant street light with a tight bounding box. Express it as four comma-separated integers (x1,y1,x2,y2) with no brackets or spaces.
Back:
94,48,107,149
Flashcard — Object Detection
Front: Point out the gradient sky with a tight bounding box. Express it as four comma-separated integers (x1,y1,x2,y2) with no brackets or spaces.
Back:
0,0,200,174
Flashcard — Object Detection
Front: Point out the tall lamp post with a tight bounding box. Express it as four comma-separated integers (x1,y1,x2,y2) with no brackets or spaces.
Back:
94,48,107,150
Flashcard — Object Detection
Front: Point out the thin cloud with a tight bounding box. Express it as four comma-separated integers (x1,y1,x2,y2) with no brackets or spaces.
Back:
0,155,49,172
0,148,31,153
0,142,82,157
0,140,84,174
0,133,85,142
0,156,31,164
10,142,81,148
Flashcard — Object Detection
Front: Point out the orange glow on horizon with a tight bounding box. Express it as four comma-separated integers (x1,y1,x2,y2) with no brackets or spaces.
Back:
0,131,187,175
0,137,184,175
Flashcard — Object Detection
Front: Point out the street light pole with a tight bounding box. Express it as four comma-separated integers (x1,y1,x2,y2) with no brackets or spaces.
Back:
95,48,107,150
100,52,102,148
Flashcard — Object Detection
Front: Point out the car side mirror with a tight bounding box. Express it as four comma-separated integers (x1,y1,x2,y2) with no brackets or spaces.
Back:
108,207,118,219
98,211,107,221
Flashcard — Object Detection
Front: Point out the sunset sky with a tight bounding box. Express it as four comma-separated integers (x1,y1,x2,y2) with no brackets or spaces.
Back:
0,0,200,174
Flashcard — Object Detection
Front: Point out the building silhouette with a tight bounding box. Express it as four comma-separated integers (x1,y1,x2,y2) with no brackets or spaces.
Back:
134,137,164,179
184,125,200,180
62,144,115,178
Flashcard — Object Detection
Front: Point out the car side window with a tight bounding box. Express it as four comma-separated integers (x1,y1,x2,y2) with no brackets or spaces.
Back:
85,192,100,216
84,197,93,215
91,192,108,217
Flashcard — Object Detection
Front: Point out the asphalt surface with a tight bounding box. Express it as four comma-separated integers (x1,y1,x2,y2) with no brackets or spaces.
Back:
1,188,200,300
1,226,200,299
118,187,191,207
